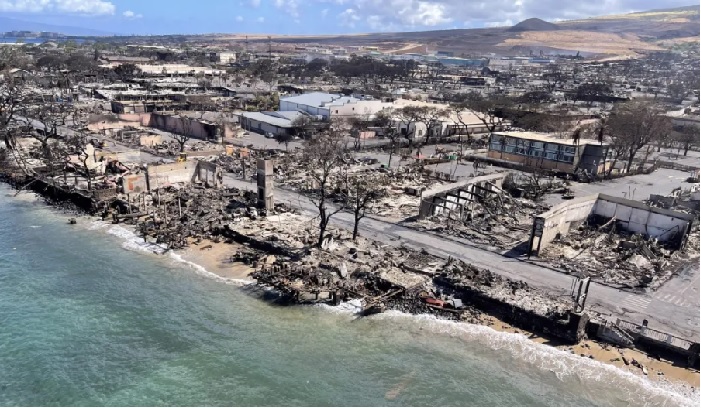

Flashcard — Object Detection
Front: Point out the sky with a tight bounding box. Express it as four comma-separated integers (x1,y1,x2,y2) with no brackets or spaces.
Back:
0,0,699,35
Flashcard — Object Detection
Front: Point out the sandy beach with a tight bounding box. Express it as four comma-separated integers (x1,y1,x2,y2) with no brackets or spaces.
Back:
175,237,699,390
482,314,700,388
178,238,257,282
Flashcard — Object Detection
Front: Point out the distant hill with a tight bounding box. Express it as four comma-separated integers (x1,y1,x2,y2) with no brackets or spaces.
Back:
0,16,115,36
509,18,559,32
234,4,698,58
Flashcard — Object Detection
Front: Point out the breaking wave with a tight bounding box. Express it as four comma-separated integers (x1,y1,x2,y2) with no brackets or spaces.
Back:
167,252,254,287
368,311,699,407
66,216,701,406
316,299,364,315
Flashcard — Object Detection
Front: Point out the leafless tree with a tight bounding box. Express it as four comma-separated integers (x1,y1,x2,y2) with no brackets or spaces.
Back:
66,131,95,191
674,125,699,156
607,100,671,173
302,128,348,248
339,172,388,241
0,72,25,151
374,110,399,167
348,114,372,151
172,112,205,153
22,101,74,176
448,104,473,155
458,92,512,133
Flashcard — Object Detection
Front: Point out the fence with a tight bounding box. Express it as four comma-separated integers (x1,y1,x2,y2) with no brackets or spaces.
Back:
615,318,693,351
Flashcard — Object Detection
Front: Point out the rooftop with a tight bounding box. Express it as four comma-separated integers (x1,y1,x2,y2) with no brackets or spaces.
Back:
492,131,607,146
241,111,307,128
280,92,362,108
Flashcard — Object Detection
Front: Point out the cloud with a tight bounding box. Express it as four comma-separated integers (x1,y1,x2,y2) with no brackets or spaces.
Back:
317,0,697,31
338,8,360,28
122,10,143,19
274,0,301,18
256,16,265,23
0,0,116,15
321,8,329,19
235,15,244,22
249,0,261,7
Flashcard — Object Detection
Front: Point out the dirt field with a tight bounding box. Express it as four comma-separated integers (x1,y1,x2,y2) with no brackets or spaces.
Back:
497,30,665,56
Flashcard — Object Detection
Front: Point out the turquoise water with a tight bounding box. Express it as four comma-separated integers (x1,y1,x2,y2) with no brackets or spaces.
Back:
0,184,697,406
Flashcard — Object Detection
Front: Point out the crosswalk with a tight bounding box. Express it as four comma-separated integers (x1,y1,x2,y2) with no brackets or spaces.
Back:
620,295,651,311
653,293,694,308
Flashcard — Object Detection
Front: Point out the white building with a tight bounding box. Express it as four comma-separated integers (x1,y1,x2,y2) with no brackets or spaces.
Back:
217,52,237,64
279,92,391,120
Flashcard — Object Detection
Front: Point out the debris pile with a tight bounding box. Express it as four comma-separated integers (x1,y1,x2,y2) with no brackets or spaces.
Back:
541,221,684,288
411,190,546,251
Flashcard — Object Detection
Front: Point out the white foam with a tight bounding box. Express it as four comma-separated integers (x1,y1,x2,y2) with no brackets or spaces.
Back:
105,224,168,255
366,311,699,407
316,299,364,315
168,251,254,287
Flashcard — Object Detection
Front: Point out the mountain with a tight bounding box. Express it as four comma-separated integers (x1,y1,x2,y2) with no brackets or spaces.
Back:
508,18,560,32
237,5,699,58
0,16,116,36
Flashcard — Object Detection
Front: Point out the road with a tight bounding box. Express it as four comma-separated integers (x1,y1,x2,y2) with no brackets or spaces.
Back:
224,174,700,341
17,115,697,340
544,168,696,207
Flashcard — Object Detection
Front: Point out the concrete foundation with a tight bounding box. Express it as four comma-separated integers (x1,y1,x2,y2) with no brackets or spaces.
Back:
530,193,696,255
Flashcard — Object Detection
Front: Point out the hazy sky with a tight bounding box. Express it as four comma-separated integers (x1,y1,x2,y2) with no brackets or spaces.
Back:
1,0,699,35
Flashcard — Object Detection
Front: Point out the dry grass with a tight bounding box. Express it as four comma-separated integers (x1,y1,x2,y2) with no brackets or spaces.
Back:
498,30,665,56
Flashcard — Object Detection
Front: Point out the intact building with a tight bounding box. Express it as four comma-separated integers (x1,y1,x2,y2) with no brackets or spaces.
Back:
279,92,391,120
487,131,611,175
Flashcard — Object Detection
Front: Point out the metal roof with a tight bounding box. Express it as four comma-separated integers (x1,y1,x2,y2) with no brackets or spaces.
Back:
492,131,608,146
241,111,306,128
280,92,360,108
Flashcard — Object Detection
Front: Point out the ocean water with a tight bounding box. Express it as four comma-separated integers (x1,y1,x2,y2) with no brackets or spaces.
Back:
0,184,697,407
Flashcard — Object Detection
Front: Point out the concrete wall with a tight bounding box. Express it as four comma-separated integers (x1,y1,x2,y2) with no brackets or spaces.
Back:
149,113,220,142
530,195,598,254
328,100,390,118
118,113,152,126
95,149,142,164
593,194,694,241
145,160,221,190
146,161,196,190
122,173,147,194
139,134,162,147
530,193,695,254
87,113,151,132
195,161,222,188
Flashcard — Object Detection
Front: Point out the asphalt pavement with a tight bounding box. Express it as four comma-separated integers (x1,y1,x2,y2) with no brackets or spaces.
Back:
224,173,700,341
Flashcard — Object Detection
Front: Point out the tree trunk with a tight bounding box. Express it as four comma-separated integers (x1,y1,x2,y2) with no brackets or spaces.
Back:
607,157,619,178
317,203,327,248
387,146,394,168
625,150,636,173
352,212,360,242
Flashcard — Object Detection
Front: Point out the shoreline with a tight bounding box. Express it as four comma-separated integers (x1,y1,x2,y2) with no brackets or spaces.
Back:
177,236,700,390
3,183,700,394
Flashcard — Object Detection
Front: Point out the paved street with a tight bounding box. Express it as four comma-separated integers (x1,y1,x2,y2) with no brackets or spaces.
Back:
545,168,696,206
224,174,700,341
18,115,698,341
